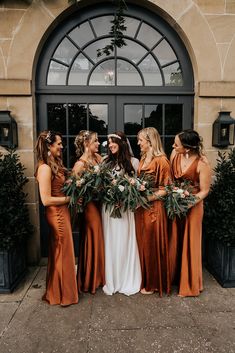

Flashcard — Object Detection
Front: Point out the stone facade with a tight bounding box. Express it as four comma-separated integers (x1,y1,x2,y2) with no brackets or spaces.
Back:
0,0,235,263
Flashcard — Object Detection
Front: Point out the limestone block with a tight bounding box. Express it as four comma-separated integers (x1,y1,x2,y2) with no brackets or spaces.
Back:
205,14,235,43
42,0,68,18
17,150,35,177
196,123,213,149
7,3,57,79
178,4,221,81
226,0,235,13
7,97,33,124
24,177,39,204
0,79,31,95
197,97,222,124
151,0,192,20
0,9,26,38
199,81,235,97
18,123,34,149
223,37,235,80
193,0,225,14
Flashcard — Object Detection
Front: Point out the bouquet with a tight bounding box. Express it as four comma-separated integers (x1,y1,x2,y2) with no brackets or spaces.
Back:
163,179,198,220
62,164,105,213
102,173,154,218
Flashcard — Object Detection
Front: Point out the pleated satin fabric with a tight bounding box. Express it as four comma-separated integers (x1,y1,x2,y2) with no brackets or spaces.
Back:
77,200,105,294
169,153,203,297
135,156,171,296
43,170,78,305
76,156,105,294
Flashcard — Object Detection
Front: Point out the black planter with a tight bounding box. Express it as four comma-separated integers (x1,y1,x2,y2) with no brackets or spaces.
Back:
0,244,27,293
206,238,235,288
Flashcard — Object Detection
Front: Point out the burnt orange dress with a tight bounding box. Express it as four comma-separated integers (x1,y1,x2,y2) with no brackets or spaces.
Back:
135,156,171,296
43,169,78,305
169,153,203,297
77,159,105,294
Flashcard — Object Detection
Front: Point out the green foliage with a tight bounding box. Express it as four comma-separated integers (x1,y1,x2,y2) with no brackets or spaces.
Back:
163,180,198,220
0,149,33,250
204,148,235,246
97,0,127,57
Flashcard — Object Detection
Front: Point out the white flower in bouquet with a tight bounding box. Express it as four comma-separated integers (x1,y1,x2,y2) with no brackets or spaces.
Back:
118,185,125,192
76,178,85,187
93,165,100,173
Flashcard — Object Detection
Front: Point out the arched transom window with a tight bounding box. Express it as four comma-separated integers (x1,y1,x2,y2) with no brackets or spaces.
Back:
47,15,183,87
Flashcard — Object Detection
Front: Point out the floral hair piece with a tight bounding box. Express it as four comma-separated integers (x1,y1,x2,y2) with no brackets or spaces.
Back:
45,131,52,144
108,133,121,140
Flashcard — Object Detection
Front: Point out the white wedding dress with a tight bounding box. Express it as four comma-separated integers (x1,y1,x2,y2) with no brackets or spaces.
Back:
102,158,141,296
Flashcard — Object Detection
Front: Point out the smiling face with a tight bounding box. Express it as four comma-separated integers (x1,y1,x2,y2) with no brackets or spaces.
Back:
88,133,100,154
172,135,186,154
108,138,119,155
137,132,150,154
49,135,63,158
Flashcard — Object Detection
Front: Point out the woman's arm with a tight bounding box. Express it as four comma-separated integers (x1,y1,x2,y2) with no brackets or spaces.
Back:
37,164,69,207
194,158,212,204
72,160,85,176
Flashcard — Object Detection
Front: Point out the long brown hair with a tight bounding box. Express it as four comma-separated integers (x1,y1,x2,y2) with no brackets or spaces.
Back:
104,132,134,175
35,130,65,177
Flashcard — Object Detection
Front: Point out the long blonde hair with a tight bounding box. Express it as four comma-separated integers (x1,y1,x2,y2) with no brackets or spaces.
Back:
34,130,65,177
74,130,97,158
138,127,165,158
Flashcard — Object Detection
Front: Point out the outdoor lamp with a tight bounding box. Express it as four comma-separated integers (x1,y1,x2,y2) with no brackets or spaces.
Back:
212,111,235,147
0,110,18,148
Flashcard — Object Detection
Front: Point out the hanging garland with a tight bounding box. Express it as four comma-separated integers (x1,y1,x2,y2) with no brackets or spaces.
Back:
69,0,127,56
97,0,127,57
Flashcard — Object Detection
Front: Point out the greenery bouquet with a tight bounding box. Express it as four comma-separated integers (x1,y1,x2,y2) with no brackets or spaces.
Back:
62,164,107,213
102,172,154,218
163,179,198,220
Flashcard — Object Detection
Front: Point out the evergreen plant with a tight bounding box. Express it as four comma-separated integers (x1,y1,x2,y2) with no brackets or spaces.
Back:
0,149,33,250
204,148,235,246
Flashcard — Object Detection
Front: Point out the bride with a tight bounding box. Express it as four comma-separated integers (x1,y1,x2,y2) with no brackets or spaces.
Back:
102,132,141,296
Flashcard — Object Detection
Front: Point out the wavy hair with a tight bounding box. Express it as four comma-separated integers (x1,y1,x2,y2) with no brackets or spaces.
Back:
178,129,204,156
35,130,65,177
104,132,134,175
138,127,165,158
74,130,97,158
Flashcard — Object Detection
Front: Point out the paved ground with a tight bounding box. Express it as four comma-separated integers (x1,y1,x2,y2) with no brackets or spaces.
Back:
0,267,235,353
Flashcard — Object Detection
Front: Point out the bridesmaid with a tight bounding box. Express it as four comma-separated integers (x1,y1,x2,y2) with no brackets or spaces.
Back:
35,130,78,306
135,127,171,296
73,130,105,294
169,129,211,297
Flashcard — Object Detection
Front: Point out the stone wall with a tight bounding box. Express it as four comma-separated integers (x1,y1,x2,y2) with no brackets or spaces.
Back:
0,0,235,263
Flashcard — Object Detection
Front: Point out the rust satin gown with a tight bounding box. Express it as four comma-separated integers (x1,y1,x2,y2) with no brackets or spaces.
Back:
43,169,78,305
135,156,171,296
169,153,203,297
77,159,105,294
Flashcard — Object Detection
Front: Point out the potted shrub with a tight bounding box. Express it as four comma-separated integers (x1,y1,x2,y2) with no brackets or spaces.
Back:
203,148,235,287
0,149,33,293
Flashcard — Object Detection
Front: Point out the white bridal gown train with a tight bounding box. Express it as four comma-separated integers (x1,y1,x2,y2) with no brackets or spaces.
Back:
102,207,141,296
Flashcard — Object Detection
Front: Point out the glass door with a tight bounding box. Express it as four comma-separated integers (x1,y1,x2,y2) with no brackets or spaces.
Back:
116,95,193,158
38,95,115,169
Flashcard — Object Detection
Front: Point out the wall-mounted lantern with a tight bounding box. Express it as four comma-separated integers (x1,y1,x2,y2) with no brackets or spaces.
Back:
0,110,18,148
212,111,235,147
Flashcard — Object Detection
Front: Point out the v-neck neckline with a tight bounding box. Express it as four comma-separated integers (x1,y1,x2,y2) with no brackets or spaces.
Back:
180,154,198,175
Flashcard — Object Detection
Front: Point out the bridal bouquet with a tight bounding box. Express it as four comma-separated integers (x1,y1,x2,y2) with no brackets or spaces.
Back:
102,173,154,218
62,164,106,213
163,179,198,220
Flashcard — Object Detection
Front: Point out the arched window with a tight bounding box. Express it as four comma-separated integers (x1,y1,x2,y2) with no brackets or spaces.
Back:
46,14,184,88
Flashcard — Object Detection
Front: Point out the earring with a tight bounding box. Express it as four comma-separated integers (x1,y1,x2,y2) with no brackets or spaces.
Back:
185,150,189,159
48,151,51,157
